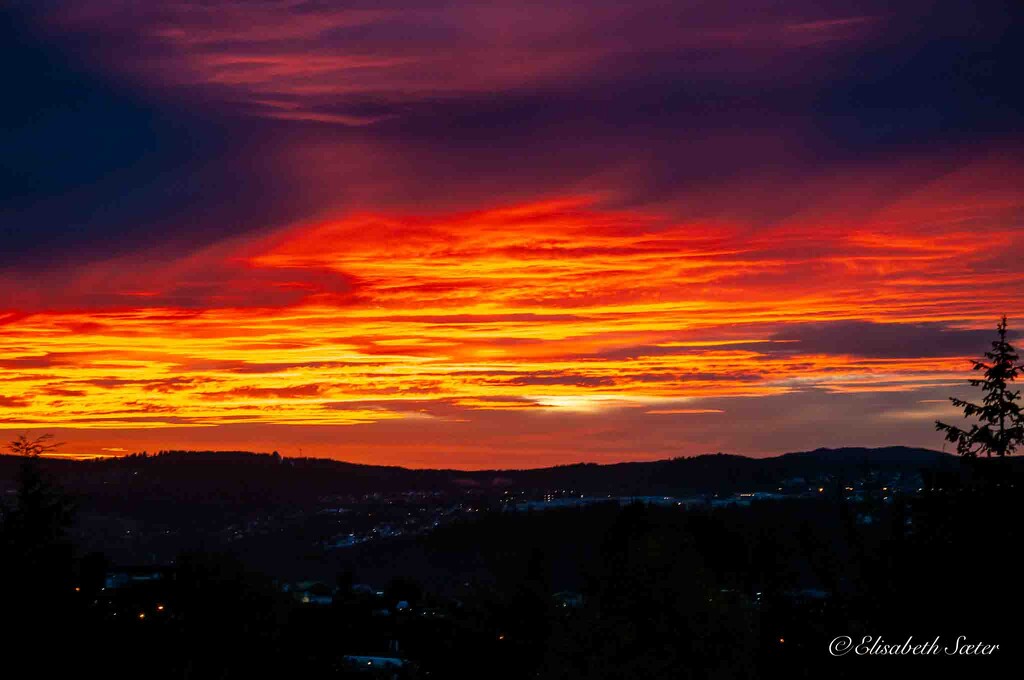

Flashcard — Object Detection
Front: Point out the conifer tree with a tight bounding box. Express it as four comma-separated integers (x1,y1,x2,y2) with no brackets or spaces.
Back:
936,316,1023,457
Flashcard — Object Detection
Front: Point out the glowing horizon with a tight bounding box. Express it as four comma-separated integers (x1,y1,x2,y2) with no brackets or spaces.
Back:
2,1,1022,468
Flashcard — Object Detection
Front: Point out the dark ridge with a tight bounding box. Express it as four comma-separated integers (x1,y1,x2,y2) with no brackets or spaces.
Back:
0,446,960,507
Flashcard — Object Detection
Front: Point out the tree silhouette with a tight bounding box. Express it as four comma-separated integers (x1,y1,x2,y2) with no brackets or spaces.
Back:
936,316,1023,457
2,434,75,549
7,433,63,457
1,432,77,668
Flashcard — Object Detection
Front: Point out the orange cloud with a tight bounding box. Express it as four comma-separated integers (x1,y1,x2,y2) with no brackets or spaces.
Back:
1,187,1020,455
2,138,1024,468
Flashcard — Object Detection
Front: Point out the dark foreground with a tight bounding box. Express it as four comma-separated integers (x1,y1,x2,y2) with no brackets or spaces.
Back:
2,454,1021,679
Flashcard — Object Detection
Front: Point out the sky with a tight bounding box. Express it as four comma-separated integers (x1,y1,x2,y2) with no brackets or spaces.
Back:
2,1,1023,468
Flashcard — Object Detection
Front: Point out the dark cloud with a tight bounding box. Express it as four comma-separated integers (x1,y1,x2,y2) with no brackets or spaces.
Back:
770,321,1012,359
0,6,318,269
36,386,89,397
0,395,32,408
201,384,326,401
0,352,88,369
3,0,1021,276
69,377,217,392
593,321,1014,362
494,375,616,388
816,2,1024,149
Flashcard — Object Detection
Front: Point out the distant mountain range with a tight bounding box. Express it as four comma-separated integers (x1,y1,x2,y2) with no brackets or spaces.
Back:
0,446,963,507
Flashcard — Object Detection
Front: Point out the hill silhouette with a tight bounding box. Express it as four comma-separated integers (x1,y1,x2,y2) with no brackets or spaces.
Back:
0,446,960,510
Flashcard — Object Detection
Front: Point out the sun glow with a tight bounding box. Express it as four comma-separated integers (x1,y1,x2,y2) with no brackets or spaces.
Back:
2,183,1022,466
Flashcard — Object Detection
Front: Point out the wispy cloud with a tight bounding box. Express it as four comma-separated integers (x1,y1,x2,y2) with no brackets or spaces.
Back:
1,0,1021,466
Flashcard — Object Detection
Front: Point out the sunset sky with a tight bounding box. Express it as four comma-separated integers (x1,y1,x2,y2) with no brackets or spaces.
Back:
2,1,1022,468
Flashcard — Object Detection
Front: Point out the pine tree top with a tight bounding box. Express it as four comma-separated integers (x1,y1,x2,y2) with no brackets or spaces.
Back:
936,316,1023,458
